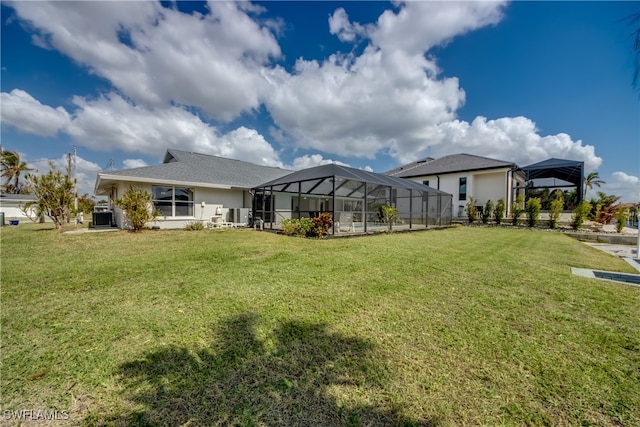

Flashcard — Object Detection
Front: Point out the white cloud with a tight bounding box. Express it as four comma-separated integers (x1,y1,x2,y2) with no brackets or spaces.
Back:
601,171,640,203
0,89,70,136
65,93,283,166
370,1,506,54
263,2,505,160
122,159,148,169
5,0,605,181
329,7,372,42
431,116,602,172
289,154,350,170
9,0,281,121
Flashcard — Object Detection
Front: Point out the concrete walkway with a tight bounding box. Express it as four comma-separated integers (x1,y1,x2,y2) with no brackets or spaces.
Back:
573,238,640,285
582,242,638,260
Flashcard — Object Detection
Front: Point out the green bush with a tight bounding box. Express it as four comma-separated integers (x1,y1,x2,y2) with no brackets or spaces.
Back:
379,205,398,232
616,207,628,233
184,221,204,231
570,201,592,230
466,197,478,224
548,195,564,229
511,194,525,225
482,200,494,224
525,198,541,227
115,186,158,232
281,217,314,237
494,198,505,224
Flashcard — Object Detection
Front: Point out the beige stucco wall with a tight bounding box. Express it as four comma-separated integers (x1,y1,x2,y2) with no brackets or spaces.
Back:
408,167,518,218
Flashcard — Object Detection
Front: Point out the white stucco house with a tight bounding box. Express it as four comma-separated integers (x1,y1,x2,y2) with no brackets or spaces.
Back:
0,193,39,224
385,153,526,218
94,150,292,229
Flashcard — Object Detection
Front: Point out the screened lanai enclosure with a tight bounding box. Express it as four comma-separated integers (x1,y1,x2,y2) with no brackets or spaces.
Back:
252,164,452,234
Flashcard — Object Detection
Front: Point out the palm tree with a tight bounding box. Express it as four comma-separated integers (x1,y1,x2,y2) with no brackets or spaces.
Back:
583,171,605,199
1,150,33,194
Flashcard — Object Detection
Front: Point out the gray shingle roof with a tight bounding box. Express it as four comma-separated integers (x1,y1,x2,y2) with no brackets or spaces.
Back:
97,149,291,191
385,153,516,178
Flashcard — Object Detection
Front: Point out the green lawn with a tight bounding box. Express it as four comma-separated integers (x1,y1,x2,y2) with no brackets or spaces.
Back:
2,224,639,426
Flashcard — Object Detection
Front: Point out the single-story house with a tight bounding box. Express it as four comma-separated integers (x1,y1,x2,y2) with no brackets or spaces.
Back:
94,149,292,229
0,193,39,224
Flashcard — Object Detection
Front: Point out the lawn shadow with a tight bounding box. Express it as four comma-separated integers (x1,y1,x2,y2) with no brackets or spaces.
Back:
86,313,437,426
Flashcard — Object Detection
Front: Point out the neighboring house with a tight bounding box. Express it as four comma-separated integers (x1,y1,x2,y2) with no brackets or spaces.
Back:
0,193,38,223
94,150,291,229
385,153,525,218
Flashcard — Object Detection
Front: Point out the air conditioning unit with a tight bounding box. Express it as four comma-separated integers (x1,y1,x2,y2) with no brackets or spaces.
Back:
228,208,249,225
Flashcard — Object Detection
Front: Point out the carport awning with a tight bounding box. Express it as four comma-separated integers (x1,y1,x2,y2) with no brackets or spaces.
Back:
521,158,584,199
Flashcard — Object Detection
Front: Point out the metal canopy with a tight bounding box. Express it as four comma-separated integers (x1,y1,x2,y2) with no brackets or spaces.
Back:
520,158,584,201
253,163,447,194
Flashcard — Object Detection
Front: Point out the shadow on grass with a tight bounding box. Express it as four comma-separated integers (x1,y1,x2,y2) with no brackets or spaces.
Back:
87,313,437,426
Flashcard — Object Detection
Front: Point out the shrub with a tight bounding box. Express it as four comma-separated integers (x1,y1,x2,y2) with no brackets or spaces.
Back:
616,207,628,233
281,217,314,237
548,196,564,229
482,200,494,224
511,194,525,225
525,198,541,227
379,205,398,232
570,201,592,230
184,221,204,231
494,198,505,224
115,186,158,232
311,212,333,236
466,197,478,224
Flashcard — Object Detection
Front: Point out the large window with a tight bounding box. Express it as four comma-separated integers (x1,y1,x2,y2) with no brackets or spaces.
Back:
459,177,467,201
152,186,194,217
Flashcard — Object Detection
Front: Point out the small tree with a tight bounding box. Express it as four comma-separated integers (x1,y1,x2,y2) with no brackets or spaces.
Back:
548,193,564,229
571,200,592,231
115,186,157,232
525,197,541,227
76,193,96,214
494,198,505,225
511,194,525,225
466,197,478,224
380,205,398,232
481,200,494,224
23,163,75,230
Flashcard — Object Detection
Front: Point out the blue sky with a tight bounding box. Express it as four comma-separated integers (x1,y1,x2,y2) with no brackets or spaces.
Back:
1,1,638,201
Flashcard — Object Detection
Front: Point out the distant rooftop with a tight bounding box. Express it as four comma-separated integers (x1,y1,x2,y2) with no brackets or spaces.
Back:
385,153,516,178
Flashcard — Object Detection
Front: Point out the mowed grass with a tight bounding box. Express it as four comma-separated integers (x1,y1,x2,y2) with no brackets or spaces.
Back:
1,224,639,426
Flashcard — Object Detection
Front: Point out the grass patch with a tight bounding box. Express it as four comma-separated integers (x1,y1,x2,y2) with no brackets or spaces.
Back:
2,224,639,426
